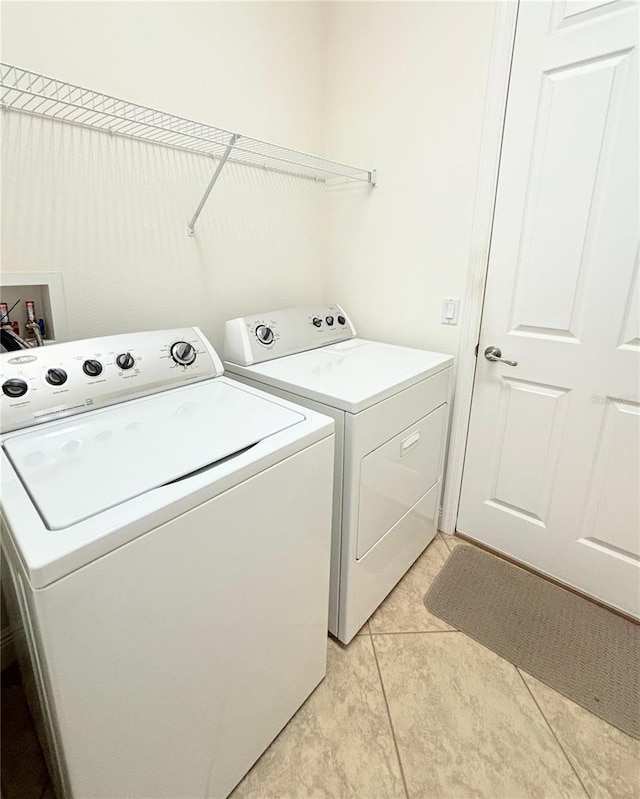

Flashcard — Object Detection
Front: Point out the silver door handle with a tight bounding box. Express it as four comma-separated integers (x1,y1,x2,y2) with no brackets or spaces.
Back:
484,346,518,367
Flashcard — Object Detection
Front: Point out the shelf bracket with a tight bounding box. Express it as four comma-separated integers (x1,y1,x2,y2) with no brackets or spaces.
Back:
187,133,240,237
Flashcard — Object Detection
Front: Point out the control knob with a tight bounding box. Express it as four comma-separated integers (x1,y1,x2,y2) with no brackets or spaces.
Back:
326,316,334,326
337,315,346,326
2,378,28,398
116,353,135,371
312,318,322,328
83,359,103,377
46,368,68,386
255,325,275,346
170,341,197,366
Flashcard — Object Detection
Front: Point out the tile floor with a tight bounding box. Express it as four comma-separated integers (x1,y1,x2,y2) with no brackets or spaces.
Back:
230,535,640,799
2,534,639,799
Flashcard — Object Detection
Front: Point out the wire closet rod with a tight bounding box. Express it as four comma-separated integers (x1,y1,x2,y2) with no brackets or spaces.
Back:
0,63,377,235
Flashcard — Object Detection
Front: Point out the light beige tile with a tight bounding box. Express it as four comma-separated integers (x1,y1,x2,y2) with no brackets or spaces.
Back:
356,622,370,636
520,671,640,799
369,536,455,634
374,632,588,799
439,532,456,551
230,636,405,799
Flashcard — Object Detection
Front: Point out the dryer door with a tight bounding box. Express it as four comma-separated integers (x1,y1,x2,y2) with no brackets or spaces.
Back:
357,404,446,559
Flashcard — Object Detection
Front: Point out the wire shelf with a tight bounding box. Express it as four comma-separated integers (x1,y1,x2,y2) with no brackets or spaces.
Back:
0,62,375,185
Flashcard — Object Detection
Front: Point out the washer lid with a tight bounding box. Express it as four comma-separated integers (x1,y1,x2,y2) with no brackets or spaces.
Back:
3,380,304,530
226,339,453,413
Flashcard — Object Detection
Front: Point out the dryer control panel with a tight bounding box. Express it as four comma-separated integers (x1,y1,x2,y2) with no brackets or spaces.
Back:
224,304,356,365
0,327,223,432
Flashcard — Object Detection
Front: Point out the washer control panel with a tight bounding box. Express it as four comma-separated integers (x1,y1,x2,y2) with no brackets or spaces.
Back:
224,304,356,366
0,327,223,433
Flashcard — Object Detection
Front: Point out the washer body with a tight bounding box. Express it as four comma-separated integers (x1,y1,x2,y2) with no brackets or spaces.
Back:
224,306,454,643
1,327,334,799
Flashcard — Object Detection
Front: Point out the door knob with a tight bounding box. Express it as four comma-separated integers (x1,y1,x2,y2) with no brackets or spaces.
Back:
484,346,518,367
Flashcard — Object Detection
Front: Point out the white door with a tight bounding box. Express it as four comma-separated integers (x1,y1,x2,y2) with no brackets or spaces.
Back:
458,0,639,617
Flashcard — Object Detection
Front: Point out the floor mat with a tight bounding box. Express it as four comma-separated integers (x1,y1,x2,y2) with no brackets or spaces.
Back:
424,544,640,739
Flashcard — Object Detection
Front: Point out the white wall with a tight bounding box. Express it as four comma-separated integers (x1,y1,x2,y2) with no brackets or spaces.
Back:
1,1,328,352
324,1,495,356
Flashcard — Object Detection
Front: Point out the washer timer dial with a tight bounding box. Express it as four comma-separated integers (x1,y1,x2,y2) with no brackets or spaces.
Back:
170,341,197,366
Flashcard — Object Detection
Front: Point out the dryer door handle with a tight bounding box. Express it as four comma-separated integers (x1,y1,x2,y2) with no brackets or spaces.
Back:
400,430,421,456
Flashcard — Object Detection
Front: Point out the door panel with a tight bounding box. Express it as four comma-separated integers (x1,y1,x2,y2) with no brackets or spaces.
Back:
549,0,634,32
510,49,631,341
488,378,569,527
619,252,639,350
579,398,640,559
458,0,639,616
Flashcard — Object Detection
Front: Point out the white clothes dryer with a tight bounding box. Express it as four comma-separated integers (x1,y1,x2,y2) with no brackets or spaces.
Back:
0,327,334,799
224,305,453,643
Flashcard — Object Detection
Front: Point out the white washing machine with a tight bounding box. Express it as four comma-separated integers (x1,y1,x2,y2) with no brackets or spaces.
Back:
0,327,334,799
224,305,454,643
